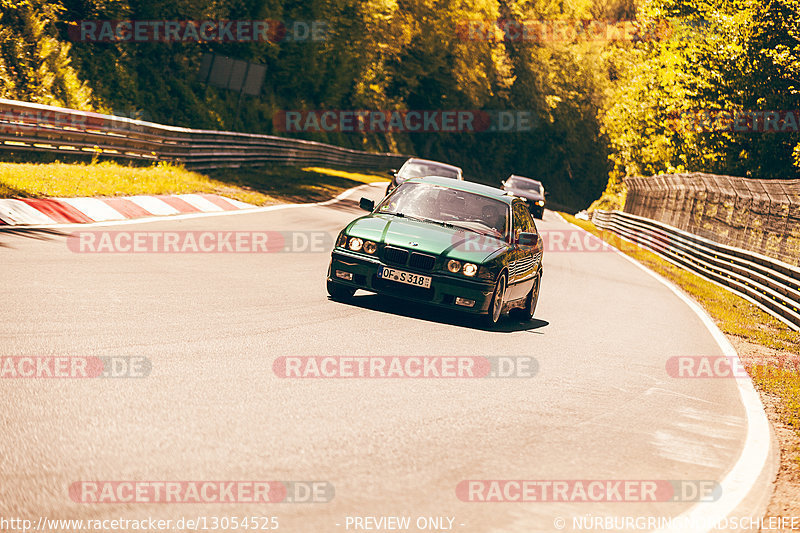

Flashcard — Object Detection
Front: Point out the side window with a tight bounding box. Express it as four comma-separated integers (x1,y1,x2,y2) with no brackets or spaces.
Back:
512,202,531,240
521,205,537,234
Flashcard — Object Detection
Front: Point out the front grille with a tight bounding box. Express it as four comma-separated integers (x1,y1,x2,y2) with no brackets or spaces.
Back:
409,252,436,271
383,246,409,265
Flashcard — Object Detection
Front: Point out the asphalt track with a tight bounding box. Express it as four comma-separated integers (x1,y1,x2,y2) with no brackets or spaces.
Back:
0,182,775,532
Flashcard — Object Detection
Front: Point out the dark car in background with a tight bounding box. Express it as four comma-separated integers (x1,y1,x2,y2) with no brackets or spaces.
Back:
386,157,463,195
502,175,546,219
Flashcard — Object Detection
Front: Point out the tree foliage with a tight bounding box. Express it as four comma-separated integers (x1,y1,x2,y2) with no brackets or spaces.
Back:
595,0,800,210
0,0,726,208
0,0,92,108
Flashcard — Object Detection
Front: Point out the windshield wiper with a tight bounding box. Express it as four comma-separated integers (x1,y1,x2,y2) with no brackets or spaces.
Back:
419,218,453,228
381,211,452,228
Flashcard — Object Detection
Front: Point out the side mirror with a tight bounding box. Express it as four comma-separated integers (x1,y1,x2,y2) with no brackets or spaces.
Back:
501,180,507,187
517,232,539,247
544,191,549,197
387,169,397,177
359,197,375,212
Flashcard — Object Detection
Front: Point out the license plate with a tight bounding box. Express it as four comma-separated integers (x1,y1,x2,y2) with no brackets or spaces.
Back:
378,266,432,289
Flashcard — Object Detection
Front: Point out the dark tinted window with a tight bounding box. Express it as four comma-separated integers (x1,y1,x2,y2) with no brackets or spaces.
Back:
512,201,533,239
507,178,541,191
400,162,459,179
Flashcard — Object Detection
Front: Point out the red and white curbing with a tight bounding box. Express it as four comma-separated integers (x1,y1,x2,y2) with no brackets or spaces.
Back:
0,194,256,225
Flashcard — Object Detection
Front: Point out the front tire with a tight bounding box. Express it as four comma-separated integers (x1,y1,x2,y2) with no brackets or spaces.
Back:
483,273,507,327
327,280,355,301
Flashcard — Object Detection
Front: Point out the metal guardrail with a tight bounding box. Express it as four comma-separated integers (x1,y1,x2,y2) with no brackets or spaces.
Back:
0,99,408,170
591,209,800,331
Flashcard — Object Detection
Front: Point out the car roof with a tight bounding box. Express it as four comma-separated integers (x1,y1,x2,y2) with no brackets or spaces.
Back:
507,174,542,186
405,176,514,204
404,158,462,173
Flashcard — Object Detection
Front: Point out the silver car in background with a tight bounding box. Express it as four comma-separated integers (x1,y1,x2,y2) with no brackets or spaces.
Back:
386,157,463,195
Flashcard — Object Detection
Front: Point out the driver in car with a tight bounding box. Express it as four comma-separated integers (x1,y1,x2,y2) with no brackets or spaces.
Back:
481,204,505,235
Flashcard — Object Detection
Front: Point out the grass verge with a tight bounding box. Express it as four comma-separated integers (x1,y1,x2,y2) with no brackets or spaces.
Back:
0,161,388,205
562,212,800,510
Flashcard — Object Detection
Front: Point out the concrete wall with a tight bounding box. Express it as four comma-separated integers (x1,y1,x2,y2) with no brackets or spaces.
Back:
623,173,800,265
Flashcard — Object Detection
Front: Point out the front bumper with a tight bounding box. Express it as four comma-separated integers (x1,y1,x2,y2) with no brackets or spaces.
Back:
327,249,495,314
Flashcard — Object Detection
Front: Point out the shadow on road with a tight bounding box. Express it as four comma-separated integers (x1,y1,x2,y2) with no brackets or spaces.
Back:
322,197,364,213
0,227,66,248
203,165,388,206
330,292,549,333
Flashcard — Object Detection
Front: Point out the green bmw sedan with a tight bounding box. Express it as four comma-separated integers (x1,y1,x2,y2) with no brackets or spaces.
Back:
326,176,544,326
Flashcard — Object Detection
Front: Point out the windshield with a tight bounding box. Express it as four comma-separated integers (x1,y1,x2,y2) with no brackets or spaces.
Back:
507,178,542,192
376,182,508,239
399,162,460,180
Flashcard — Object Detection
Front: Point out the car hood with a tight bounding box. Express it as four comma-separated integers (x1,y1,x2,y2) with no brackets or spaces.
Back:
346,214,508,263
506,188,544,202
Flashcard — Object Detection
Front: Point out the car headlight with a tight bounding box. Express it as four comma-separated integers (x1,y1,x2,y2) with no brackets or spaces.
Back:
536,200,545,206
447,259,462,273
348,237,363,251
363,241,378,254
337,233,348,247
463,263,478,276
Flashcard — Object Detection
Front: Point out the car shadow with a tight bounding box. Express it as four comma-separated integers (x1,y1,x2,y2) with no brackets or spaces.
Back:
0,227,66,248
322,197,364,213
331,292,549,333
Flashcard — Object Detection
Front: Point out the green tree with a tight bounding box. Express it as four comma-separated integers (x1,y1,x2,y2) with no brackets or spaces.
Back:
0,0,92,108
